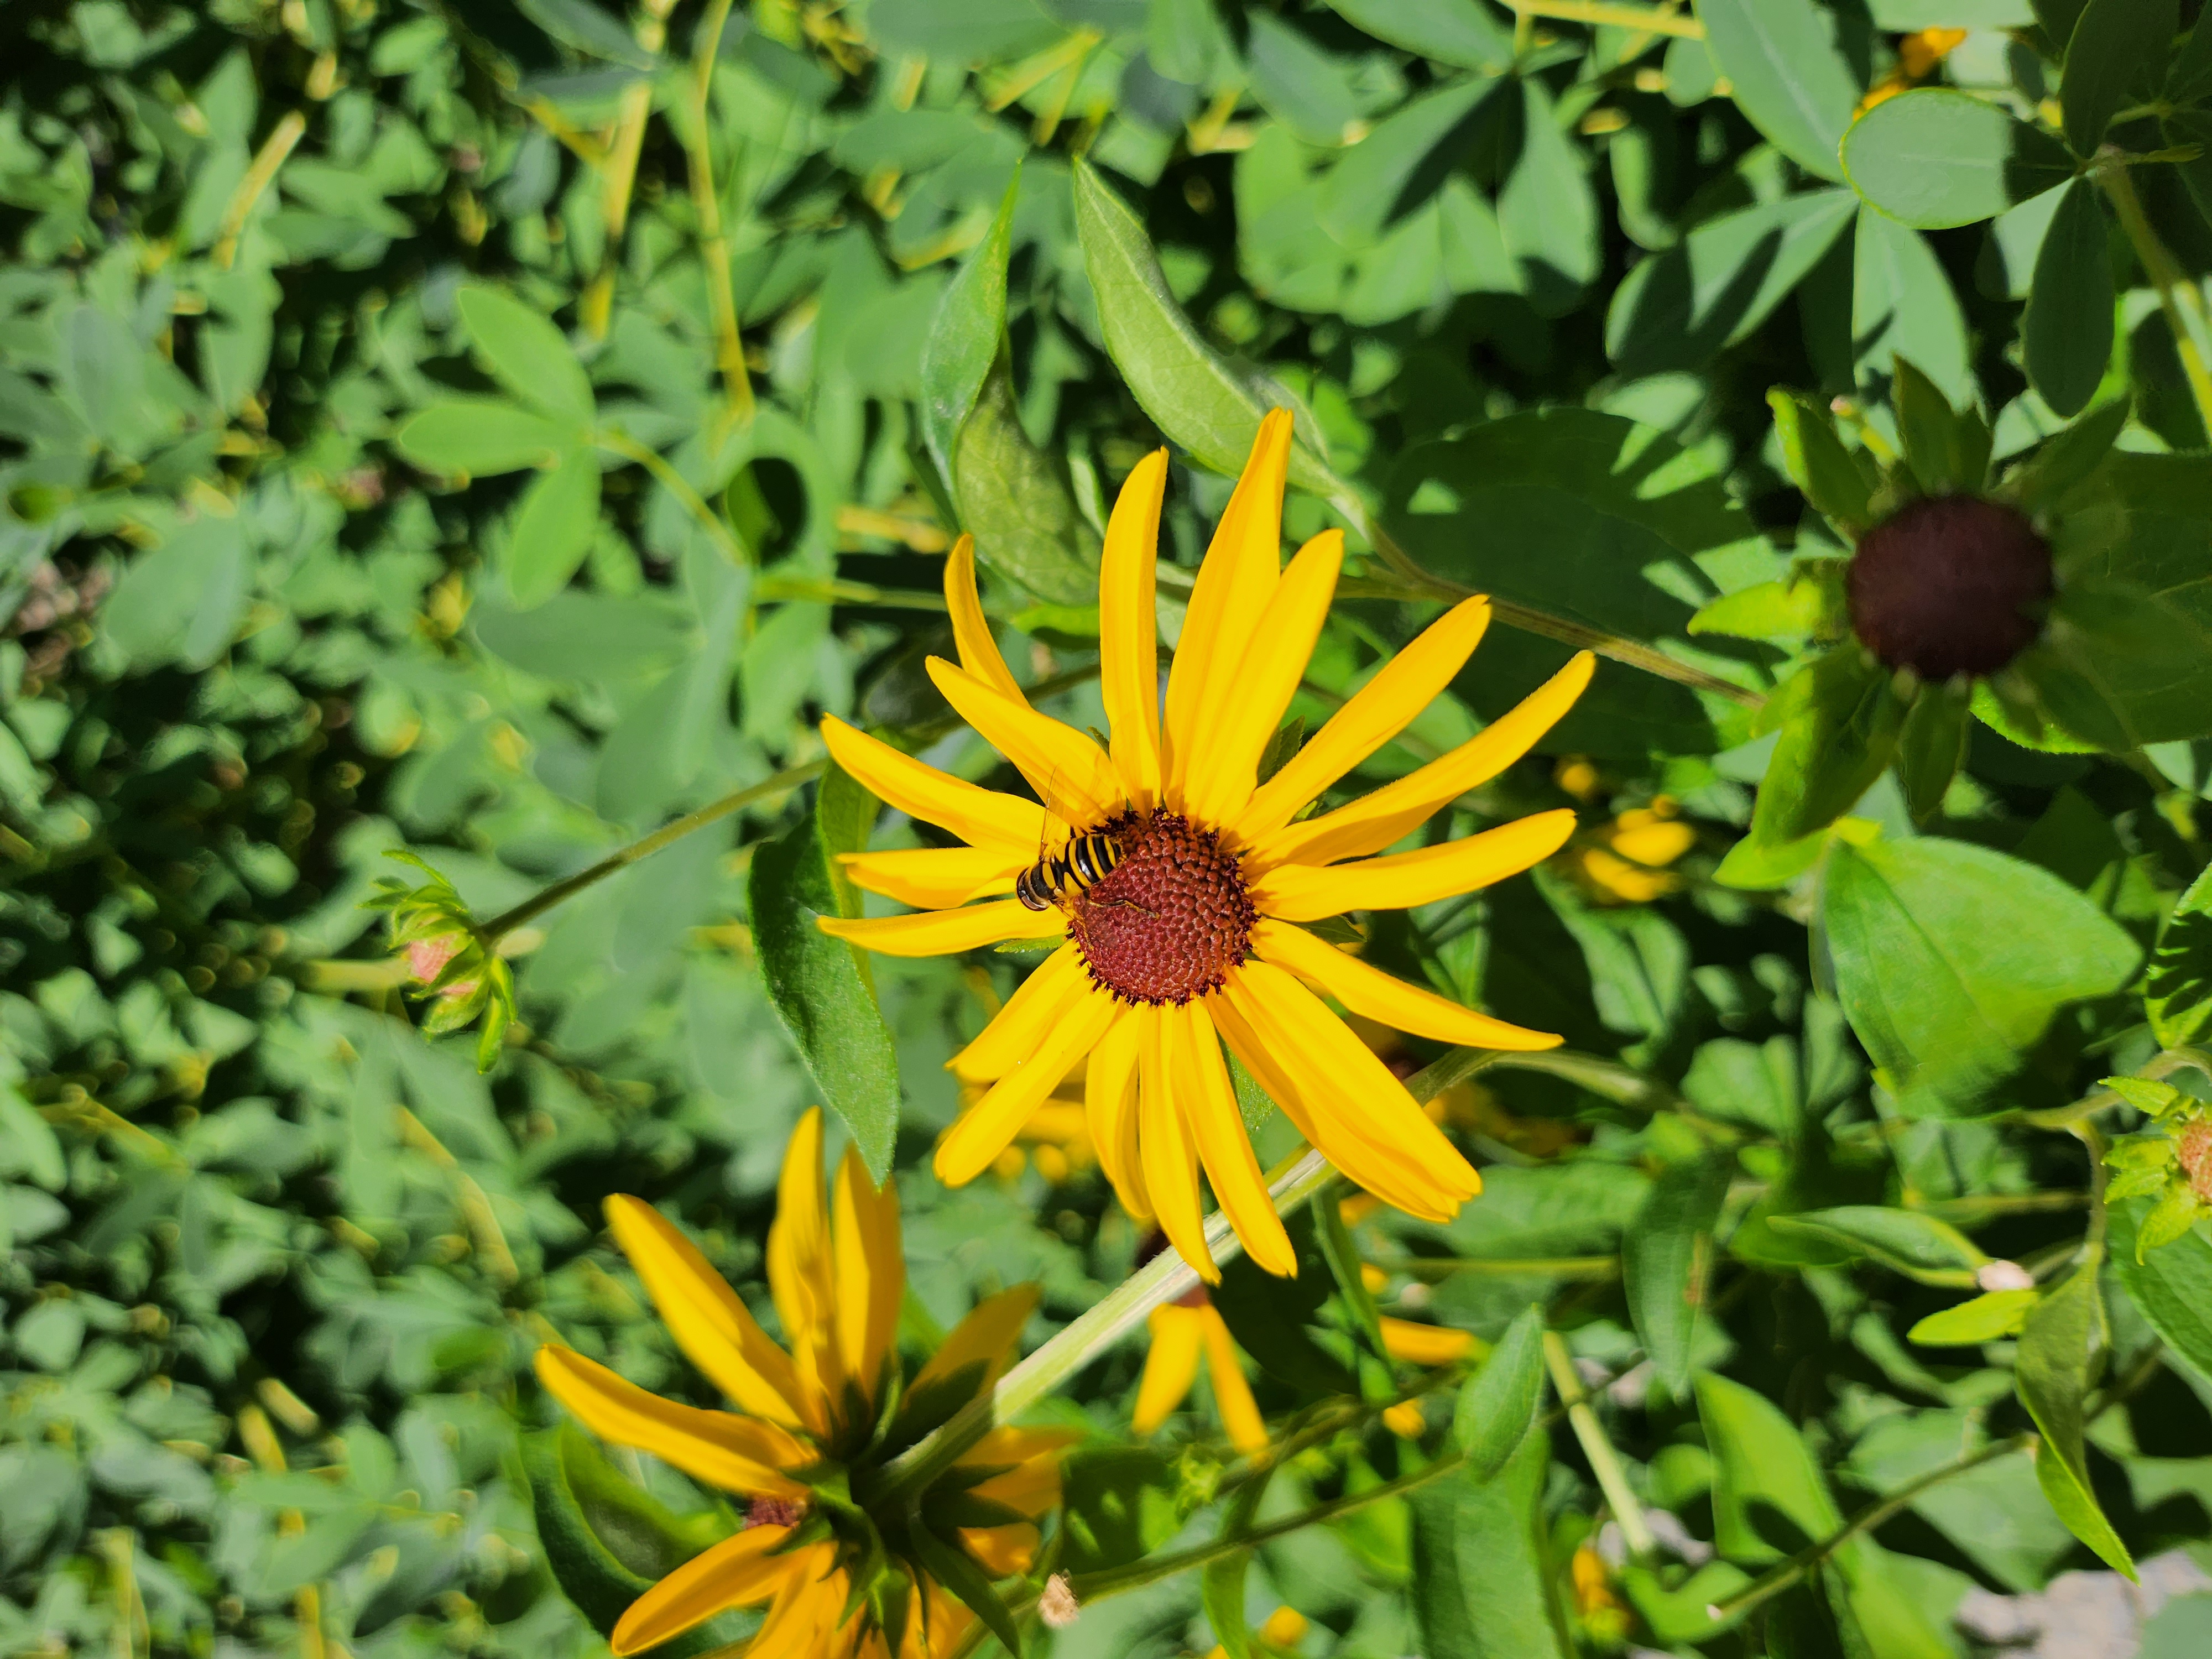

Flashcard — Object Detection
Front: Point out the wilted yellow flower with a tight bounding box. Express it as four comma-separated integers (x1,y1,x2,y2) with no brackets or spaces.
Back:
820,410,1589,1280
533,1109,1071,1657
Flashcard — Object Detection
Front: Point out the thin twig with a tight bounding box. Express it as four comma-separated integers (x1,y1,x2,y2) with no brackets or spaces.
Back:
1545,1329,1656,1560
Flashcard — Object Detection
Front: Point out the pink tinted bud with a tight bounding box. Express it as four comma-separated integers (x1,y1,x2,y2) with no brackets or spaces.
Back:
406,936,478,999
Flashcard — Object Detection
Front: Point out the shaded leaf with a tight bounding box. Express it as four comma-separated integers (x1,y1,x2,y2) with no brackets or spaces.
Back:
1451,1304,1547,1481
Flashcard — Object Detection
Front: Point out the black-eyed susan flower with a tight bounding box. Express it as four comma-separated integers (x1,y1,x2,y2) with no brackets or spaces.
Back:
532,1109,1073,1658
818,410,1592,1279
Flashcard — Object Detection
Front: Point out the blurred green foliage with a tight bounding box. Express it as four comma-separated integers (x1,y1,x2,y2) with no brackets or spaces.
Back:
4,1,2212,1656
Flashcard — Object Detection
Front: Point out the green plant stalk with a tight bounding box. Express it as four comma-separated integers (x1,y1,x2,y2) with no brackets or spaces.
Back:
594,428,750,566
1378,1254,1623,1279
1706,1434,2034,1623
1342,502,1762,708
1543,1329,1657,1559
478,760,825,941
2098,162,2212,441
1507,0,1703,39
754,575,953,613
685,0,755,432
870,1147,1338,1506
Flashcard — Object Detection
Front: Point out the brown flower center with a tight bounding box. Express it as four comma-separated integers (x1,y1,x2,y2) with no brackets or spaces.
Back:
1845,494,2053,680
1066,812,1255,1006
745,1495,805,1530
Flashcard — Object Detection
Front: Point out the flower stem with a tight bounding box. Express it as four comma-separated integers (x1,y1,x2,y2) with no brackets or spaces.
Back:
685,0,755,432
2098,160,2212,442
1704,1434,2034,1623
479,760,824,942
1543,1331,1656,1561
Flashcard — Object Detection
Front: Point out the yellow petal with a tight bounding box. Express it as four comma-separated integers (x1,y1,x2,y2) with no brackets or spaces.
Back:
1162,409,1292,810
839,846,1027,909
1215,964,1477,1220
1249,809,1577,921
1133,1304,1204,1433
603,1196,808,1430
533,1347,807,1497
925,658,1126,828
1229,597,1493,848
1100,449,1168,810
1175,1001,1296,1277
935,988,1120,1186
1183,530,1342,830
1137,1005,1213,1284
768,1109,843,1415
1379,1316,1478,1366
959,1522,1041,1578
1082,1009,1149,1219
945,533,1025,704
743,1544,842,1657
1249,917,1561,1052
608,1525,797,1656
1253,651,1594,871
832,1146,904,1405
948,943,1091,1083
819,900,1064,958
1198,1305,1268,1453
911,1284,1040,1399
821,714,1044,851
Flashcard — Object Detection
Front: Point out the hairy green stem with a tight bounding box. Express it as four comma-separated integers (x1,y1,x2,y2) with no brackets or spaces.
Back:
1706,1434,2033,1623
479,760,824,941
1544,1330,1656,1560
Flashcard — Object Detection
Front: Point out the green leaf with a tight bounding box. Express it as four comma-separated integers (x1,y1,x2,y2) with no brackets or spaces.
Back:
920,168,1018,494
0,1086,67,1191
747,766,900,1182
2023,178,2114,419
1409,1433,1569,1659
1840,89,2077,229
1057,1447,1185,1575
1749,647,1906,847
1623,1156,1730,1396
1821,836,2140,1117
2015,577,2212,749
2110,1194,2212,1380
2146,864,2212,1047
507,450,601,609
458,283,595,426
395,399,575,476
517,0,660,70
1699,0,1863,183
1451,1304,1547,1482
1324,0,1515,72
2014,1257,2136,1577
1853,210,1972,402
1769,1206,1987,1285
1245,11,1361,147
1605,190,1860,376
1895,682,1971,825
523,1426,734,1653
1497,77,1600,316
1212,1207,1359,1395
951,349,1100,607
1199,1545,1255,1659
1767,390,1878,531
1698,1370,1842,1563
1073,157,1342,499
1908,1287,2040,1344
2060,0,2177,158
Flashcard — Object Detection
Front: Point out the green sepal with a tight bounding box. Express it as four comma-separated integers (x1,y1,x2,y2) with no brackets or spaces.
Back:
907,1514,1024,1658
2103,1076,2187,1118
2137,1182,2205,1261
2003,396,2130,515
1894,681,1970,826
1767,390,1877,531
1906,1288,2039,1345
1891,356,1986,495
1747,647,1907,846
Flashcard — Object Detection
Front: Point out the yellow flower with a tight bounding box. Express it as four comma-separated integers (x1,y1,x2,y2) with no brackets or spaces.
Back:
819,411,1590,1278
532,1109,1073,1658
1564,795,1697,904
1207,1604,1311,1657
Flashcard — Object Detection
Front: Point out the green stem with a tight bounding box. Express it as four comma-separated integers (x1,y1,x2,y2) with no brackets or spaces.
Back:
595,428,750,566
1378,1255,1622,1279
2098,160,2212,442
1335,497,1762,708
754,575,952,614
1705,1434,2033,1624
1507,0,1702,38
479,760,823,941
686,0,754,432
1543,1331,1656,1561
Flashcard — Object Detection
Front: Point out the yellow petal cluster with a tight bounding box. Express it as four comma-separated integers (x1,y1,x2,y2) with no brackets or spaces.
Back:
819,411,1592,1279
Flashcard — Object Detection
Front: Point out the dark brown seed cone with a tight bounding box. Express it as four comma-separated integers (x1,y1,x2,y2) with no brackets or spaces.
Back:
1845,494,2054,680
1067,811,1254,1006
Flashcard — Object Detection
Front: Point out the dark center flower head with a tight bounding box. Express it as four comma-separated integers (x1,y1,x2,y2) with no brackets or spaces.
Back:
1066,812,1255,1006
1846,494,2054,681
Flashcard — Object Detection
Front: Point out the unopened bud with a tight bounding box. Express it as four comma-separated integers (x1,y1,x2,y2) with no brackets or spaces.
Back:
1976,1260,2035,1293
1039,1573,1079,1630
